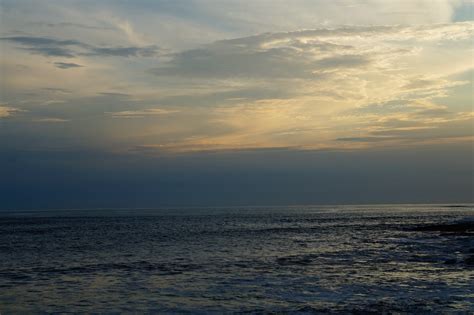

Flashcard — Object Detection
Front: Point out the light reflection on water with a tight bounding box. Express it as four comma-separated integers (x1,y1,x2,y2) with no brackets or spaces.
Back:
0,205,473,313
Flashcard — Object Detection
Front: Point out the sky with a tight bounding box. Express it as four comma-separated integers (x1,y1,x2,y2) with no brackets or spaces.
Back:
0,0,473,209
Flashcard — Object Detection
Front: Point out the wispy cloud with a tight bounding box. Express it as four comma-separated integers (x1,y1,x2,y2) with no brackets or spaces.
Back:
54,62,83,69
33,117,70,123
89,45,160,57
0,105,24,118
31,21,114,31
108,108,179,118
0,36,162,58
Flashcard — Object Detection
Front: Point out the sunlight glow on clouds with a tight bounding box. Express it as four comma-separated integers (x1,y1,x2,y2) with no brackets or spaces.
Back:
0,0,472,154
0,105,24,118
108,108,180,119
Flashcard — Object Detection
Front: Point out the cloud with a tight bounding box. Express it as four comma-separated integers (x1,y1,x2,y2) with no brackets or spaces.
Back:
1,36,82,47
0,36,82,57
108,108,179,118
31,21,114,31
33,117,70,123
1,20,472,153
150,23,473,79
102,15,149,46
42,87,72,93
315,54,371,70
99,92,130,97
137,23,473,152
336,136,396,142
132,143,299,155
88,45,160,57
54,62,83,69
0,36,162,58
191,0,461,33
0,105,24,118
150,39,367,79
336,105,473,145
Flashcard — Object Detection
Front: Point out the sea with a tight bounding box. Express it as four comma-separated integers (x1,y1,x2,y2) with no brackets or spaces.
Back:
0,204,473,313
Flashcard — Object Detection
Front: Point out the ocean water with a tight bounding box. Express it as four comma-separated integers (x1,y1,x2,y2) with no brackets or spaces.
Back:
0,205,473,313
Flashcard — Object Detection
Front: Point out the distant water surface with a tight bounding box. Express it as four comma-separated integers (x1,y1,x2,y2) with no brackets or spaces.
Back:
0,205,473,313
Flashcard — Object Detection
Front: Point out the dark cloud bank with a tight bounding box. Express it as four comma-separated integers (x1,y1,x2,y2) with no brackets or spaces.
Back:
0,144,472,210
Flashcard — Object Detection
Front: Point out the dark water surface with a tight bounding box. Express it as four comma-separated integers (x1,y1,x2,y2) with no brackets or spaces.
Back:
1,205,473,313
